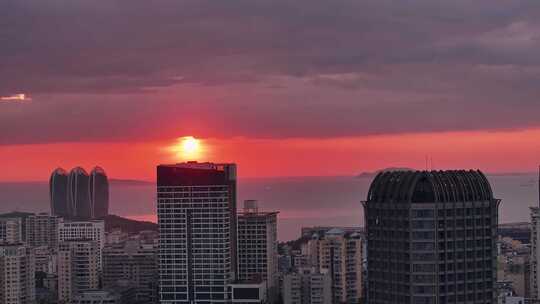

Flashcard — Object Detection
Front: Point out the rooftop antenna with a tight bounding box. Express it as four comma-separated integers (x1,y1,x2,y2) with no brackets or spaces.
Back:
538,165,540,208
425,155,429,171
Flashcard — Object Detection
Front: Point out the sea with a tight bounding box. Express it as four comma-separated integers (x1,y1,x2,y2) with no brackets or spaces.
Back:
0,174,537,241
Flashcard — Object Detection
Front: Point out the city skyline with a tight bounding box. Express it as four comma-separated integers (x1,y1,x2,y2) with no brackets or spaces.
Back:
0,165,537,304
2,0,540,303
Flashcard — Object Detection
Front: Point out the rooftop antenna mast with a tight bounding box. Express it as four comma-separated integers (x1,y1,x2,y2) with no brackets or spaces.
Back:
538,165,540,208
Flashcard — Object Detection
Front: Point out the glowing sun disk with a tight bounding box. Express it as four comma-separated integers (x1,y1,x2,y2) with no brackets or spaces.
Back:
173,136,201,160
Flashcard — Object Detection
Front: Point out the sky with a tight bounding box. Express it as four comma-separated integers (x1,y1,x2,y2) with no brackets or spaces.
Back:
1,0,540,181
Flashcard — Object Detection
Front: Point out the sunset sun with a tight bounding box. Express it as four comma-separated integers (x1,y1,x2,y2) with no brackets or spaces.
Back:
171,136,202,160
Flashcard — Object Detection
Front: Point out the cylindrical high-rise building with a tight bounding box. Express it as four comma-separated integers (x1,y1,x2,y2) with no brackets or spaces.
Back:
364,170,500,304
67,167,91,219
89,167,109,218
50,168,69,218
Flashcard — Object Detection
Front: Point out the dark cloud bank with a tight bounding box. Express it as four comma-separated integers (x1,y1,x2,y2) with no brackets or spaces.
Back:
1,0,540,144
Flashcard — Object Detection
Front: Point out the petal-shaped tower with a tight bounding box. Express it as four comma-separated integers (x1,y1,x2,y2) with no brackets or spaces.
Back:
50,168,69,217
67,167,91,219
89,166,109,218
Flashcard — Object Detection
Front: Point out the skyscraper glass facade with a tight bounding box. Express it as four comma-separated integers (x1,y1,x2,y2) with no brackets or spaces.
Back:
364,170,500,304
157,162,237,304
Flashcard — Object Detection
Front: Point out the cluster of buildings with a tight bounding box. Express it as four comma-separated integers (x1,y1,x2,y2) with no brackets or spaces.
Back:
157,162,278,304
0,212,160,304
495,235,529,304
155,164,506,304
0,167,134,304
280,228,364,304
6,162,540,304
50,167,109,220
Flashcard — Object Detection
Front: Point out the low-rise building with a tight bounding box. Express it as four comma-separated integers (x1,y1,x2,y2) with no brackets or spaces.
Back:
34,246,57,274
229,280,268,304
0,218,22,244
238,200,278,301
282,267,332,304
0,244,35,304
102,240,158,303
306,229,363,304
105,229,128,245
58,220,105,269
71,290,122,304
25,213,62,248
57,240,100,303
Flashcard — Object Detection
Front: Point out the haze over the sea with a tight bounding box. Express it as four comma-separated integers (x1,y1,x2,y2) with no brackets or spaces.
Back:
0,174,537,241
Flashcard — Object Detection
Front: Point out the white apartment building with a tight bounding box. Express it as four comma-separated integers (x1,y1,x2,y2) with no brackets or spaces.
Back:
306,229,363,304
530,207,540,299
26,213,62,248
58,240,100,303
238,200,278,300
58,220,104,268
283,267,332,304
0,244,35,304
0,218,22,244
34,245,57,274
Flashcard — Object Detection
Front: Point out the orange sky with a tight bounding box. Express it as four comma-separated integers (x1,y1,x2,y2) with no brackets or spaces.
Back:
1,128,539,182
3,0,540,185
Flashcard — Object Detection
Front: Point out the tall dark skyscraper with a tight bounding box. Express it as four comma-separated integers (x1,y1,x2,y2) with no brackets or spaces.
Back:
50,168,69,218
89,166,109,218
364,170,500,304
157,162,237,304
50,167,109,220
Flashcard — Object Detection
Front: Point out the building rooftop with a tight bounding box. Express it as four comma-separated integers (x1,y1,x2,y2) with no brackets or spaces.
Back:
367,170,495,203
238,199,278,217
70,166,89,176
157,162,237,186
238,211,279,217
325,228,345,236
51,167,68,176
158,161,235,171
90,166,107,176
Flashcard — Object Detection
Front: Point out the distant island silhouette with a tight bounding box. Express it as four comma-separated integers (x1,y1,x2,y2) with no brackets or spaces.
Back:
109,179,154,186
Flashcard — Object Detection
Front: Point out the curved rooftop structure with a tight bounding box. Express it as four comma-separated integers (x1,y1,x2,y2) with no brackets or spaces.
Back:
51,167,68,176
364,170,499,303
68,167,91,219
50,168,69,217
90,166,107,176
89,166,109,218
367,170,494,203
70,167,89,177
